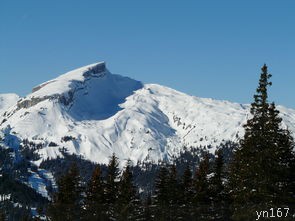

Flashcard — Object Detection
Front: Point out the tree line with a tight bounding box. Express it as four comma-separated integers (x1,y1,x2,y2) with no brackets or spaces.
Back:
47,65,295,220
48,150,228,221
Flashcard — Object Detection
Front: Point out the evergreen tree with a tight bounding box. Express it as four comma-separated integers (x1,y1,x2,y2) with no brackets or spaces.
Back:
193,153,210,220
229,64,295,220
211,149,224,196
166,164,180,220
117,161,141,220
180,164,194,220
105,153,120,220
84,165,106,220
152,165,169,221
48,163,82,221
268,102,295,206
143,193,153,221
209,149,230,220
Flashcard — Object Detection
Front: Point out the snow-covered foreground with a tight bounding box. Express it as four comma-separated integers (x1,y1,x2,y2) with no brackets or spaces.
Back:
1,62,295,166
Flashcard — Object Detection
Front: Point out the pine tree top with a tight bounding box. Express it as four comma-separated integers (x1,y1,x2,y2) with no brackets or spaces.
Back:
251,64,272,115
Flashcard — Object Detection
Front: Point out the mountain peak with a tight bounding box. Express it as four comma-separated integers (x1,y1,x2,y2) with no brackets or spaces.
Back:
31,62,107,97
1,62,295,167
13,62,112,111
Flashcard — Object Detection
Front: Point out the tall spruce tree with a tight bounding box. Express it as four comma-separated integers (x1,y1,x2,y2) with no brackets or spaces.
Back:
209,149,230,220
105,153,120,220
152,165,169,221
229,64,295,220
84,165,106,220
180,164,194,220
167,164,180,220
117,161,141,221
49,163,82,221
193,153,210,220
211,149,224,196
143,193,153,221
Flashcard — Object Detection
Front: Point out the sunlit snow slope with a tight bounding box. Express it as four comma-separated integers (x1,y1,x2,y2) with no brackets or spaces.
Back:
1,62,295,166
0,94,20,114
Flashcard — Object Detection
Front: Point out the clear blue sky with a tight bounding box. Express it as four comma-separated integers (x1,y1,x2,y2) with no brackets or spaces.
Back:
1,1,295,108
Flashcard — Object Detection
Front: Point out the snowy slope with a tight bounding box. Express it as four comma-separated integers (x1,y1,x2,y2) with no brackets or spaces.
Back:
0,93,20,114
1,62,295,166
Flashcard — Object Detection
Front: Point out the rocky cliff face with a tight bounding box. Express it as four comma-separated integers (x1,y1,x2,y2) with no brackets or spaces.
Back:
17,62,108,111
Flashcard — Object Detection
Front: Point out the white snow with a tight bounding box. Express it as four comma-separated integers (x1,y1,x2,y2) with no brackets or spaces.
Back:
30,62,105,98
27,169,55,199
1,62,295,167
28,171,48,198
0,93,20,114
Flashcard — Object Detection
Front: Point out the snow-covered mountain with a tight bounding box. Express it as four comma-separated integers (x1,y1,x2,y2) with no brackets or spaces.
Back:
1,62,295,166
